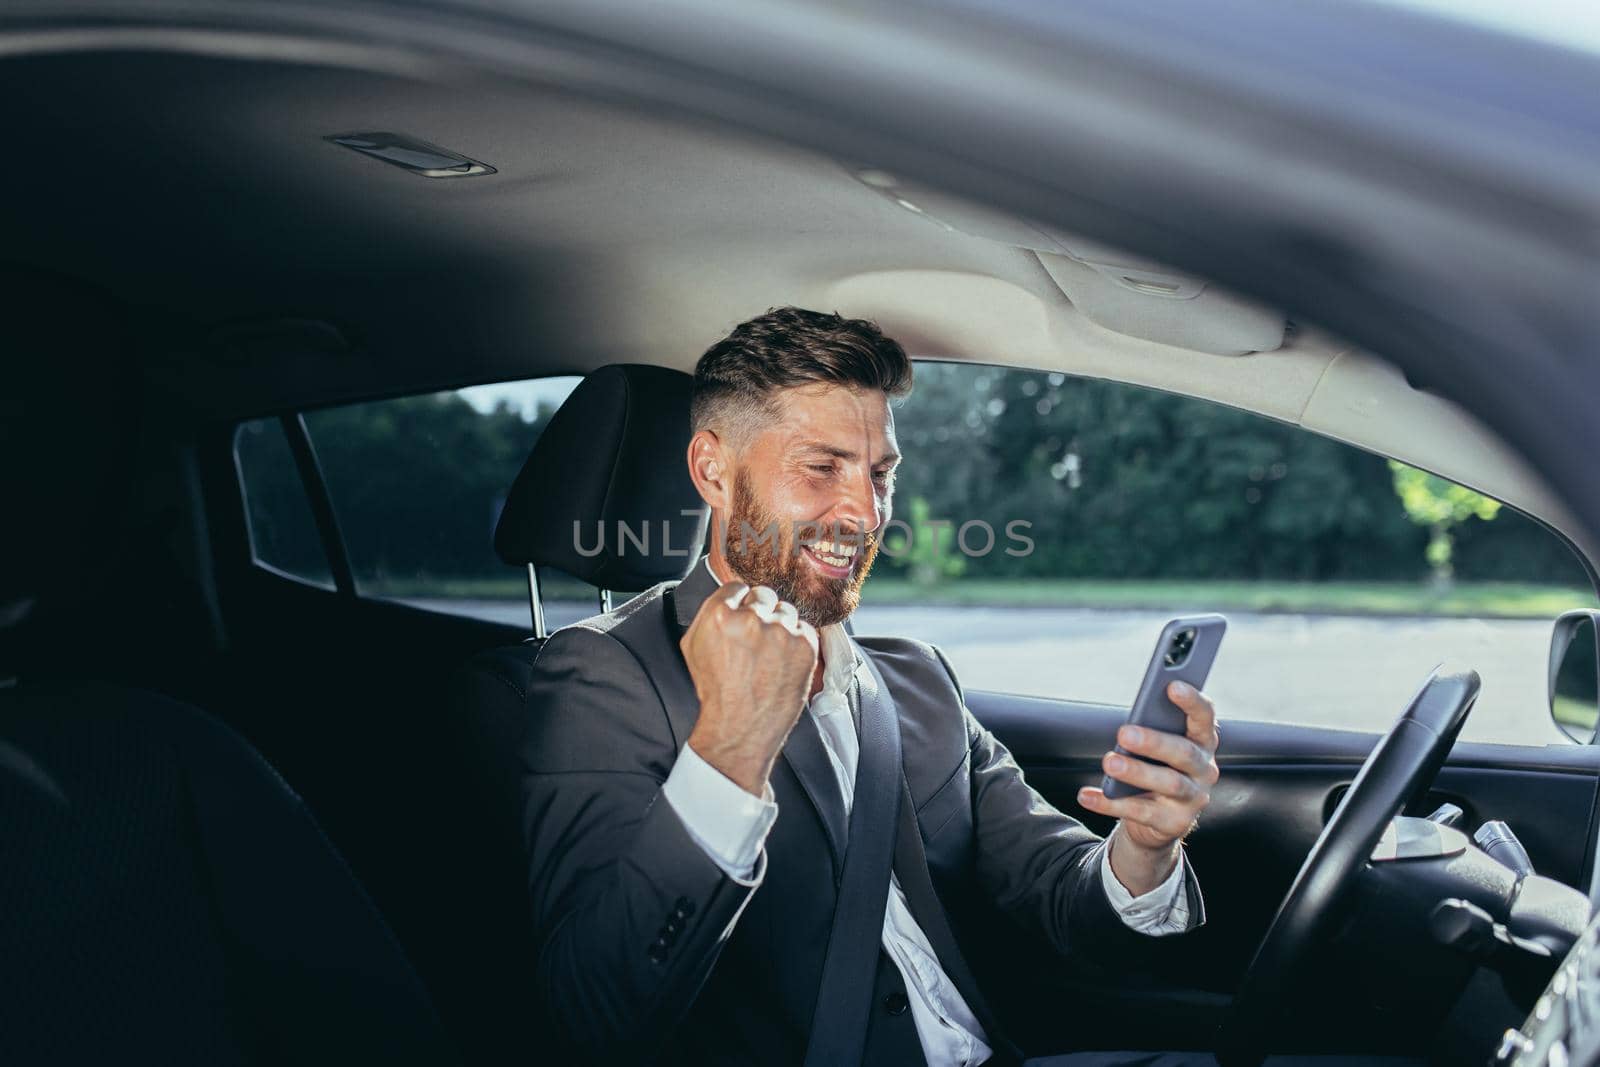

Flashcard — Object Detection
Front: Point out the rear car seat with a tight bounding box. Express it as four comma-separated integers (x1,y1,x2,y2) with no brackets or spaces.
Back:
448,363,705,1064
0,681,460,1065
0,267,458,1065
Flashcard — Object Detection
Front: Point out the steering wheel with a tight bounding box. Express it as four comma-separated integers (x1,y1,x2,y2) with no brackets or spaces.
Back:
1213,666,1481,1067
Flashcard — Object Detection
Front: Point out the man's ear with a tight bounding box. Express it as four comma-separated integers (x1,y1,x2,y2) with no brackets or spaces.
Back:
686,429,731,511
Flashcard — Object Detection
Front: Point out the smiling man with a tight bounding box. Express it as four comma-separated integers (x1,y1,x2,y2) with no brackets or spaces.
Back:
521,308,1220,1067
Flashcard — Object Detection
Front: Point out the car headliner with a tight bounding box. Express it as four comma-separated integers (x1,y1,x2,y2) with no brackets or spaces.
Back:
1,5,1594,564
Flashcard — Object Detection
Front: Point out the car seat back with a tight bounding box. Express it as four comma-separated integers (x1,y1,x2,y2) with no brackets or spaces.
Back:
447,363,703,1063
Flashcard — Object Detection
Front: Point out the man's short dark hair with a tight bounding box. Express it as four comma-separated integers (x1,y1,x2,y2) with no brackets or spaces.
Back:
691,307,913,442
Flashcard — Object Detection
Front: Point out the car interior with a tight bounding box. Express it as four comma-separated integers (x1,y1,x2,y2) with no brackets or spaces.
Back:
4,20,1600,1067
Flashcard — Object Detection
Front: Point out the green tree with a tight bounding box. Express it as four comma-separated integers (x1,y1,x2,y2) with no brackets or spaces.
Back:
1387,460,1501,586
892,363,1424,583
880,496,966,585
304,392,556,593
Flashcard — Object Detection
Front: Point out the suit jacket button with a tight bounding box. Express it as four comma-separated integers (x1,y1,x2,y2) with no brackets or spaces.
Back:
674,896,696,916
882,992,910,1016
648,937,668,963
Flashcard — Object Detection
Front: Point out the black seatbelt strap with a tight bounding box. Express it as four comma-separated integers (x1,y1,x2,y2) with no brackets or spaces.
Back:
891,772,1022,1063
802,653,903,1067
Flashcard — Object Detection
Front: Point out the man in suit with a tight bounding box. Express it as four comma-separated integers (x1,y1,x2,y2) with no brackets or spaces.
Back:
521,307,1220,1065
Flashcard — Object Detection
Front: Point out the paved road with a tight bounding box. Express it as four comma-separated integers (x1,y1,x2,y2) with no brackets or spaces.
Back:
407,598,1568,747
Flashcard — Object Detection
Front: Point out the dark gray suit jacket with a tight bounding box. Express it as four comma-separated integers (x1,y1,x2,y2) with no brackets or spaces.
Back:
521,561,1204,1065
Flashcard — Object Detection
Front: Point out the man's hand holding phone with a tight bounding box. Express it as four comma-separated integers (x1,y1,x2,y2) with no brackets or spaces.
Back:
1077,682,1220,892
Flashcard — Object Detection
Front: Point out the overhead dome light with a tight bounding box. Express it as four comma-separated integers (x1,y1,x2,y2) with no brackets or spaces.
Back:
327,132,496,178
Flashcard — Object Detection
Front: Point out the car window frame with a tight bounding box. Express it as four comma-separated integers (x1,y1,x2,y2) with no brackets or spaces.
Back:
229,377,588,610
231,412,349,594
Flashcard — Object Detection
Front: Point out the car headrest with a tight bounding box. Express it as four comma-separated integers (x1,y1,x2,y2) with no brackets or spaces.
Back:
0,267,138,612
493,364,707,592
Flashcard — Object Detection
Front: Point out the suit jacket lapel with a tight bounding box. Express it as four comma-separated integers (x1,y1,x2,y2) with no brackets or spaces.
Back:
668,555,720,632
775,714,848,880
787,628,883,882
668,557,849,877
653,559,720,749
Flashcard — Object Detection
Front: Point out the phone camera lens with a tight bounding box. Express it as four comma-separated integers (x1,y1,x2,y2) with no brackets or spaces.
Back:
1165,629,1196,668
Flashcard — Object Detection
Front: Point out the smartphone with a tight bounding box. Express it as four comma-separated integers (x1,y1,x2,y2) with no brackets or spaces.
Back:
1101,614,1227,799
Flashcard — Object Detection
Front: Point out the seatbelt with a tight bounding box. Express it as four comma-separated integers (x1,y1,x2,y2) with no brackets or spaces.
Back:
802,654,903,1067
892,772,1022,1064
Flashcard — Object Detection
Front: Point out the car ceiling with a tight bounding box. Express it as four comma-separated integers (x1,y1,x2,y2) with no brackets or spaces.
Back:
2,42,1591,560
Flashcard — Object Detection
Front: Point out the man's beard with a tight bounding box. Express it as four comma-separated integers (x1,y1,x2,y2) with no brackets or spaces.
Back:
722,469,879,628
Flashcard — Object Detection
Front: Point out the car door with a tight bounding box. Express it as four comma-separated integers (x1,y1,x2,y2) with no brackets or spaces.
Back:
956,692,1600,1055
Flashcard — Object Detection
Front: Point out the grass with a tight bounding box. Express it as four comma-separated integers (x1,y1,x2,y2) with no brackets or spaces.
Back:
858,578,1596,618
374,574,1596,620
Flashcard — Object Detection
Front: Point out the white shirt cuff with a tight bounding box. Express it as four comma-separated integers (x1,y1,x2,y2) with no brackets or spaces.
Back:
1099,827,1192,936
661,741,779,883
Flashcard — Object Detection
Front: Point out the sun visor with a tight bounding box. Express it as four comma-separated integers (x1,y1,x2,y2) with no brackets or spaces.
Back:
1036,241,1286,356
849,168,1285,355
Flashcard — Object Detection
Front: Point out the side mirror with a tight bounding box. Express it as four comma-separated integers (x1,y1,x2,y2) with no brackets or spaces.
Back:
1549,609,1600,743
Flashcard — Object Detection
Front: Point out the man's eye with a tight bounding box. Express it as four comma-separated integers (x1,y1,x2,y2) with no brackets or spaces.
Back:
873,469,895,483
809,464,835,474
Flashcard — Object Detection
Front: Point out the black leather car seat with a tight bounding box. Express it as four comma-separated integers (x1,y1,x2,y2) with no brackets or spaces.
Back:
0,267,458,1066
0,681,461,1065
447,363,706,1064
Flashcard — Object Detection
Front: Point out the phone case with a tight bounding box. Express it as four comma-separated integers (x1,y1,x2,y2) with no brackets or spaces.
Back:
1101,614,1227,800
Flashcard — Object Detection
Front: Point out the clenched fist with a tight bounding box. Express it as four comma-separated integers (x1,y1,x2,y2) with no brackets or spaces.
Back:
681,581,820,796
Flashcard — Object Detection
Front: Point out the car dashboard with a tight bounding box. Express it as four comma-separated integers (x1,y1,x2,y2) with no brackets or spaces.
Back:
1501,909,1600,1066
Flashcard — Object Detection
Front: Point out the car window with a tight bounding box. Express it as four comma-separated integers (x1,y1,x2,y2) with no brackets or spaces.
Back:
295,377,597,629
852,362,1599,746
233,417,336,589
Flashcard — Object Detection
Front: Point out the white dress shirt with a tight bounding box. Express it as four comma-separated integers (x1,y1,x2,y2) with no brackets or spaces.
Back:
662,559,1191,1067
